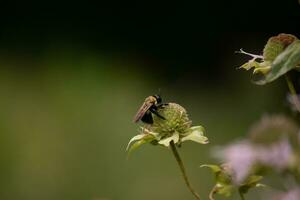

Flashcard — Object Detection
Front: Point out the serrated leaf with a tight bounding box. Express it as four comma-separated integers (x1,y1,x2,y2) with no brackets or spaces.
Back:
255,40,300,85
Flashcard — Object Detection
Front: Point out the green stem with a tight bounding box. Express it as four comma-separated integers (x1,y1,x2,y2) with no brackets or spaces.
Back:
169,140,201,200
209,185,217,200
239,190,246,200
285,74,300,112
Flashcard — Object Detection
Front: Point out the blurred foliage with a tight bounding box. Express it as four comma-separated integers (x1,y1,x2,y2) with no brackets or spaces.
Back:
0,46,287,200
215,33,300,200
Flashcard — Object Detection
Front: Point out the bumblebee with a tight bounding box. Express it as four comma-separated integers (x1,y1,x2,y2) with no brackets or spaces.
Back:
133,95,168,124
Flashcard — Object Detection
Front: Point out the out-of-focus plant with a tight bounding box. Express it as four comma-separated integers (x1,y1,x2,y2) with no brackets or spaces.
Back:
128,33,300,200
238,33,300,84
201,33,300,200
238,33,300,112
203,33,300,200
201,163,265,200
209,115,300,198
127,103,208,200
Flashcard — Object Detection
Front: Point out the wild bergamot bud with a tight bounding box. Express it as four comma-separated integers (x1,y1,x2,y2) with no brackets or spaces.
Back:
238,33,298,76
263,33,298,61
238,33,300,85
202,163,265,199
127,102,208,153
150,103,192,137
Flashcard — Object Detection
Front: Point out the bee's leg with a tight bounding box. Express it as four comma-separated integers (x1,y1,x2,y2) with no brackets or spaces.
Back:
141,111,154,124
150,107,166,120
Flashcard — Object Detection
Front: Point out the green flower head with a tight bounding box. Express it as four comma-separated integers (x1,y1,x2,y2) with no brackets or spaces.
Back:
127,103,208,154
150,103,191,136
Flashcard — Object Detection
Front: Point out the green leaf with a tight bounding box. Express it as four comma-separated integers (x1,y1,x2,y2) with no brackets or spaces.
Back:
182,126,209,144
239,60,261,70
244,175,263,185
200,164,221,173
216,184,235,197
239,175,265,194
253,64,271,74
201,164,231,184
126,134,147,151
126,134,156,156
158,133,179,147
203,164,265,198
255,183,267,188
255,40,300,85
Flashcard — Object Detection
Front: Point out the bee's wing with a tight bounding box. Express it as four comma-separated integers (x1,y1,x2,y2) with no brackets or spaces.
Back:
133,102,152,123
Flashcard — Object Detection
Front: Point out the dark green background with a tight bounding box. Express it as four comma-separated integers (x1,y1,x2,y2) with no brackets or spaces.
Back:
0,1,299,200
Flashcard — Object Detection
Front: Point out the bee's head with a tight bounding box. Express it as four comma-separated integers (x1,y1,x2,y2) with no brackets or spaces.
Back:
153,95,162,104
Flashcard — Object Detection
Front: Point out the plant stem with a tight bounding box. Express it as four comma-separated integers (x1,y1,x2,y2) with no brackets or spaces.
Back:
239,190,246,200
208,185,217,200
285,74,300,112
169,140,201,200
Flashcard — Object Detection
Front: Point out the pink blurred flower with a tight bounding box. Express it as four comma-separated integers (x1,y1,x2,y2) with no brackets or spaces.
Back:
272,188,300,200
217,141,256,184
216,139,293,184
256,139,292,170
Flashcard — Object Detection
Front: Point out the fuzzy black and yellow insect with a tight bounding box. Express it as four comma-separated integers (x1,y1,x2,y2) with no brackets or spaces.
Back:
133,95,168,124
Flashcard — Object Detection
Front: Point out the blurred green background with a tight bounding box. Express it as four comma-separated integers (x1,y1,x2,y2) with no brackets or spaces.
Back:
0,1,299,200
